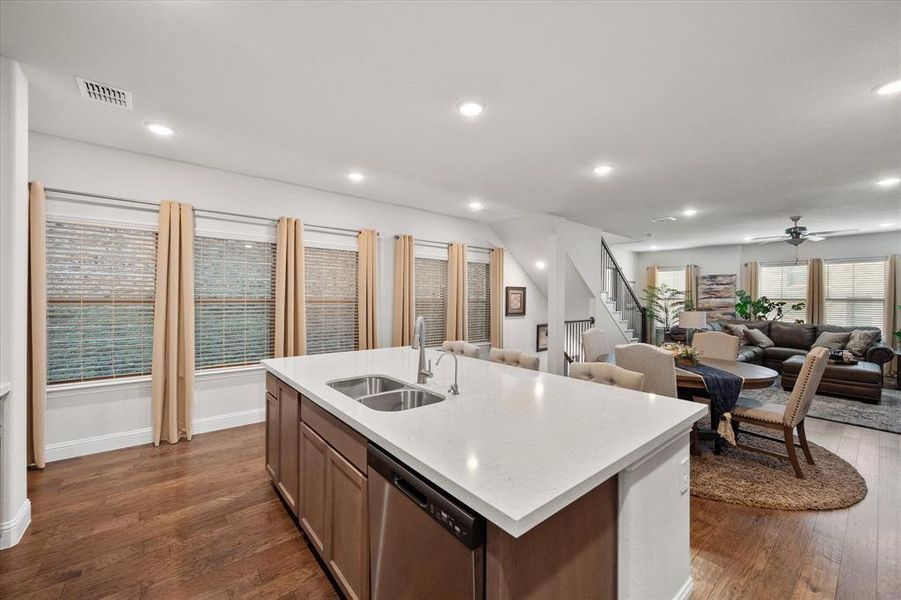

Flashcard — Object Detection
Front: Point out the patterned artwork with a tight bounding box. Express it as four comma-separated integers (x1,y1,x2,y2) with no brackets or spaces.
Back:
697,274,737,320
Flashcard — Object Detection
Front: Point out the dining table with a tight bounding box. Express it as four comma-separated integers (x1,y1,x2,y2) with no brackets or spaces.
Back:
675,357,779,454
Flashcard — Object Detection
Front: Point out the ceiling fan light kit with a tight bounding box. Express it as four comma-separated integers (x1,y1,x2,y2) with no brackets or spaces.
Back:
751,216,858,246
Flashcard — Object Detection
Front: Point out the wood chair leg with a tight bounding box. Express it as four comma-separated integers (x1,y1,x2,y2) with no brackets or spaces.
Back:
797,420,814,465
783,426,804,479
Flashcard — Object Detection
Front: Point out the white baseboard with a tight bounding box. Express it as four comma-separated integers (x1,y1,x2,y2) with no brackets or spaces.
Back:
0,499,31,549
673,577,694,600
45,408,265,463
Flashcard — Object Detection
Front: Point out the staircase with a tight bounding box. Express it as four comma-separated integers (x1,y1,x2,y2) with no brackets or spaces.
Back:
600,237,648,344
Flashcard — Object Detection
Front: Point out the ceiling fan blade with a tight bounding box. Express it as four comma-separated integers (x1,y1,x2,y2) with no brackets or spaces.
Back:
806,229,858,236
751,235,787,241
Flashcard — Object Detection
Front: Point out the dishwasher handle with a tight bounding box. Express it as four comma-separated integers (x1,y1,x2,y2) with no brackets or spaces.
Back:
393,473,428,508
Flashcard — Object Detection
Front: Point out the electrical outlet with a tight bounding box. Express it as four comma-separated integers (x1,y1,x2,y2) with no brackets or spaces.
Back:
679,456,690,493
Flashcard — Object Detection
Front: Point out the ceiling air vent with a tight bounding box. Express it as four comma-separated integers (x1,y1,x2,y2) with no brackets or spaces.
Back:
649,216,677,224
76,77,133,110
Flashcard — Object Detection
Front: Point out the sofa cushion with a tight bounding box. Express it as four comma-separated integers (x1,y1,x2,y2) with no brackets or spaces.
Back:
737,345,763,363
723,323,750,345
763,346,808,362
769,321,817,350
817,324,882,343
745,327,775,348
782,354,882,384
846,329,881,358
812,331,851,350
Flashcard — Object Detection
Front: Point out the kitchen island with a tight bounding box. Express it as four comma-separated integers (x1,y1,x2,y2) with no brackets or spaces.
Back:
263,347,706,600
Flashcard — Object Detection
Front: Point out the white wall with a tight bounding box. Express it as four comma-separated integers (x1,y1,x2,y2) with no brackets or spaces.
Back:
29,133,546,461
0,56,31,549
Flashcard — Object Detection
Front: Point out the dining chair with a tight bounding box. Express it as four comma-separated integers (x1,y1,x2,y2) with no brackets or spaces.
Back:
691,331,739,361
441,340,480,358
568,362,644,391
488,347,540,371
613,343,677,398
731,347,829,478
581,328,610,363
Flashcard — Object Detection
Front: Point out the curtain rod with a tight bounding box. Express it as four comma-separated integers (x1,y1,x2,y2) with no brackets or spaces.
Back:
395,235,493,253
44,187,369,237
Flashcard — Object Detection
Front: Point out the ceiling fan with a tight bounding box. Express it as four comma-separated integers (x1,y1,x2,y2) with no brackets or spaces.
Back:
751,216,857,246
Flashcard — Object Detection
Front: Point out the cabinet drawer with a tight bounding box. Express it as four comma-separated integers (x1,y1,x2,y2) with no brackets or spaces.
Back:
301,396,367,474
266,372,278,397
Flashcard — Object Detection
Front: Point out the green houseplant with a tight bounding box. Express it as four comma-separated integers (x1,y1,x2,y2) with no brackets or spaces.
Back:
641,284,687,333
735,289,806,323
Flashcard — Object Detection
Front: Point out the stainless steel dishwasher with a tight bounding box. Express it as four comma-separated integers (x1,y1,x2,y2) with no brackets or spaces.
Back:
368,444,485,599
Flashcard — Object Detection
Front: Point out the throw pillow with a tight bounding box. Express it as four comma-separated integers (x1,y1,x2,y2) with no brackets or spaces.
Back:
845,329,879,357
745,327,775,348
812,331,851,350
723,323,749,346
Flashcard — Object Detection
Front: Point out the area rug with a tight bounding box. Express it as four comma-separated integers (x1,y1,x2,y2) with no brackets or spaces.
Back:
738,376,901,434
691,424,868,510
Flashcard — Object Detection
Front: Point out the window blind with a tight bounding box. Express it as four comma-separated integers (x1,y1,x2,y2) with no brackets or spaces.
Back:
195,236,276,369
467,261,490,343
46,221,157,384
825,258,887,333
415,257,448,347
656,267,686,292
305,246,359,355
759,262,808,322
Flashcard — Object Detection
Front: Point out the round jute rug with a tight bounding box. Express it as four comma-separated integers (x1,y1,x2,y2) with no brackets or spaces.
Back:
691,428,867,511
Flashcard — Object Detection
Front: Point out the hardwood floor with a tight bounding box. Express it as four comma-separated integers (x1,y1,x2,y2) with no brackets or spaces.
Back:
1,418,897,599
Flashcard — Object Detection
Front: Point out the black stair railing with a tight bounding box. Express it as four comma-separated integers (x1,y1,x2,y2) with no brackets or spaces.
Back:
600,237,648,344
562,316,595,375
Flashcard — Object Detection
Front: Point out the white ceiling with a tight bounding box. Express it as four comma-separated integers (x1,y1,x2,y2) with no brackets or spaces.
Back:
1,1,899,250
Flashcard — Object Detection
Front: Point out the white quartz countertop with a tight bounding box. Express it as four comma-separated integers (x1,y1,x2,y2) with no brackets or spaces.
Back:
264,348,706,537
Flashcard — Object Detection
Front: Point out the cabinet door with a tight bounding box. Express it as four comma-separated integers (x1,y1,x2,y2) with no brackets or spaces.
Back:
265,392,279,482
326,447,369,600
277,381,299,516
299,422,328,555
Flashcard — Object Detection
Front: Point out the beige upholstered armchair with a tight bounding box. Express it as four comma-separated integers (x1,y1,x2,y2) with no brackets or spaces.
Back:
581,328,610,363
441,340,480,358
613,343,677,398
488,348,540,371
568,363,644,391
731,347,829,478
691,331,739,361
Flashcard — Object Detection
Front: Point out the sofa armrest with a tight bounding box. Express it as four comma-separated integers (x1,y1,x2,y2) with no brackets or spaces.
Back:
866,342,894,366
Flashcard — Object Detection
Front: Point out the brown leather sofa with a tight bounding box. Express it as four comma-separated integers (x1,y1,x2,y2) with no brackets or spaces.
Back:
670,319,892,402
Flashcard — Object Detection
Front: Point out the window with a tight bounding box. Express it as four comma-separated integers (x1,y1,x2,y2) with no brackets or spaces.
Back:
825,258,887,334
46,221,157,384
656,267,685,293
467,260,490,343
759,262,808,322
414,257,448,347
305,246,359,355
195,236,276,369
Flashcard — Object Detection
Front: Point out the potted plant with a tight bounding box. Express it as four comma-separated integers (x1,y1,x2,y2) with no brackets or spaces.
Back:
662,342,701,367
641,284,687,341
735,290,806,323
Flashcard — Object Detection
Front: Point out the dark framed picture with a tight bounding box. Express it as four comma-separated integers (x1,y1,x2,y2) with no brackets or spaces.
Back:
505,286,526,316
536,324,548,352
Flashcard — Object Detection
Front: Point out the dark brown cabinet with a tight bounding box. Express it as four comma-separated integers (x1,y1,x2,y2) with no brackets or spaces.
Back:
266,377,300,517
326,447,369,600
299,422,328,555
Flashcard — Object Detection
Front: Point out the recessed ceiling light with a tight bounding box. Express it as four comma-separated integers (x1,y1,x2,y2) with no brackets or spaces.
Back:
244,244,253,249
145,122,174,136
682,208,698,217
650,245,659,250
457,100,484,117
592,164,613,177
535,260,546,270
880,222,895,227
346,171,364,183
468,200,484,211
873,79,901,95
876,177,900,187
744,236,754,241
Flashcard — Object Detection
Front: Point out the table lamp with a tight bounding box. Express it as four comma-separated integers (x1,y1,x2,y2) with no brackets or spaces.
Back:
679,311,707,345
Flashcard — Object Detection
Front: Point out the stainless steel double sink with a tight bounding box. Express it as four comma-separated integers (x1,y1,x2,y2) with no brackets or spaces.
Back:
326,375,445,412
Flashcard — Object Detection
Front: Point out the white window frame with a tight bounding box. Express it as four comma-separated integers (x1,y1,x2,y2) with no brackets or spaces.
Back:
758,261,808,322
824,257,888,336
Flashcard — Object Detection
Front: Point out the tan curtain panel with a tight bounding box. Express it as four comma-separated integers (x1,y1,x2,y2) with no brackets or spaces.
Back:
392,235,415,346
27,182,47,468
646,265,657,288
275,217,306,357
886,254,899,376
684,264,699,309
741,261,759,298
151,201,195,446
489,247,505,347
357,229,378,350
446,242,468,341
806,258,825,325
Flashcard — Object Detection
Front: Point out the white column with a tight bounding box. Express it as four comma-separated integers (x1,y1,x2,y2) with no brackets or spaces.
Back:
0,56,31,549
546,234,566,375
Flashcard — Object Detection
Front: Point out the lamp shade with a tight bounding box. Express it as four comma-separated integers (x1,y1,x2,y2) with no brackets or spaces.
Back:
679,311,707,329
